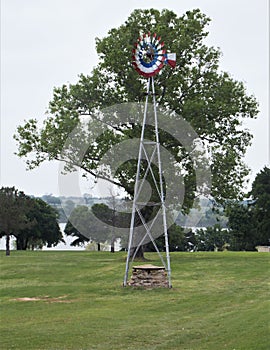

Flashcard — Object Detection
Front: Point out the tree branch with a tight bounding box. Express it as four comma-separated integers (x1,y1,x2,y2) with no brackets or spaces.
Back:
56,157,125,189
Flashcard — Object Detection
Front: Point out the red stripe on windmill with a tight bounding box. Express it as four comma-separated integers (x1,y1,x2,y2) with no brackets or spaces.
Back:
132,32,176,77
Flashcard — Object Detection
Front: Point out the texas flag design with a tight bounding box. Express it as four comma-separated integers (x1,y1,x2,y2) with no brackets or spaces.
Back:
165,53,177,68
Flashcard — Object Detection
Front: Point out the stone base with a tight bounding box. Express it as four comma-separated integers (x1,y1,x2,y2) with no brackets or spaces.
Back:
128,264,169,288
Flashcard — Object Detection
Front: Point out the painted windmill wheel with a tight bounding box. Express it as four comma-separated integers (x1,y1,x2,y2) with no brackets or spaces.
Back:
132,33,176,78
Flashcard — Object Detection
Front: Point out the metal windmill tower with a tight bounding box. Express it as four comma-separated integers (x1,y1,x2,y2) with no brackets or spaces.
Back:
123,33,176,287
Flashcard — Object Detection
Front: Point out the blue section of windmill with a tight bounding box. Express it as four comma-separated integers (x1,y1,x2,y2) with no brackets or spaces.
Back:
138,43,158,67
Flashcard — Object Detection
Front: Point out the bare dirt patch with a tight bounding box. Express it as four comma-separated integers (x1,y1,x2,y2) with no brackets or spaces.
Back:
12,295,73,303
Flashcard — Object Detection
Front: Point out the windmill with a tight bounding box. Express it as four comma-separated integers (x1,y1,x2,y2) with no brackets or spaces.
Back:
123,33,176,288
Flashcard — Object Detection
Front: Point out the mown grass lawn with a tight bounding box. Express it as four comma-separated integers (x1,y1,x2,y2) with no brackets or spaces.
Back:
0,251,269,349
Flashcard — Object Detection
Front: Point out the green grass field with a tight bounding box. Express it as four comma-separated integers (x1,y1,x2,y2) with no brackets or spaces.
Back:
0,251,269,350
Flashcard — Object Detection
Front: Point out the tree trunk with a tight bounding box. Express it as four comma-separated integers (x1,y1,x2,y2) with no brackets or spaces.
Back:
130,245,146,260
110,236,115,253
16,238,23,250
16,237,28,250
97,242,101,251
16,239,22,250
6,234,10,256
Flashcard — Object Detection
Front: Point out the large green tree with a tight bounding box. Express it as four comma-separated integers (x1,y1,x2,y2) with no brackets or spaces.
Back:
15,9,258,255
14,198,63,250
65,203,127,251
249,166,270,245
195,225,230,251
145,223,186,252
227,167,270,250
226,203,255,250
64,205,107,250
65,206,92,247
0,187,33,255
0,188,63,253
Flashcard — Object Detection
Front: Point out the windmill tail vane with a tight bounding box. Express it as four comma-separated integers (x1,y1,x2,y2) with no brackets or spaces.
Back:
165,52,177,68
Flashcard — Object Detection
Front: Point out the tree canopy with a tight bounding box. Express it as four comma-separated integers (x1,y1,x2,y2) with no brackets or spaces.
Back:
0,187,32,255
0,187,63,254
64,202,129,251
15,197,63,250
64,204,108,250
15,9,258,199
14,9,259,251
250,166,270,242
226,166,270,250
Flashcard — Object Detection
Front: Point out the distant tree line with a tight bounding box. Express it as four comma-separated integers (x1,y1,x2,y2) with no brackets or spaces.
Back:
1,168,268,255
64,167,270,252
149,167,270,252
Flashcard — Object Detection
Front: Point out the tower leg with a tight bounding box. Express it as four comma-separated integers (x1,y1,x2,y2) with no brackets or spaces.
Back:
123,78,151,287
151,77,172,288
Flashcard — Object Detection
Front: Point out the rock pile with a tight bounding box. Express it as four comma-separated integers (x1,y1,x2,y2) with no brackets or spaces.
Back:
128,264,169,288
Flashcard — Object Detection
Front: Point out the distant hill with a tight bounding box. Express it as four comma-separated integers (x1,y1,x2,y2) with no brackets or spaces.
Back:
39,194,124,223
40,194,228,228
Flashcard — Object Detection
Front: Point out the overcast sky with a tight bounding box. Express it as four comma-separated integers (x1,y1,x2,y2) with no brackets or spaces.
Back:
1,0,269,197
